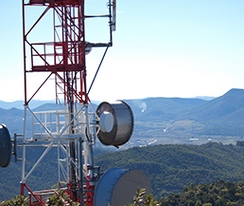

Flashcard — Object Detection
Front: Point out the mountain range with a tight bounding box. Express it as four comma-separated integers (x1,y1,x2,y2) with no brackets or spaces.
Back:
126,88,244,125
1,88,244,143
125,88,244,145
0,100,55,110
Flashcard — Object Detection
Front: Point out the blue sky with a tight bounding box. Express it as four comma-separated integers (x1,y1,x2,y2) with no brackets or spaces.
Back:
1,0,244,102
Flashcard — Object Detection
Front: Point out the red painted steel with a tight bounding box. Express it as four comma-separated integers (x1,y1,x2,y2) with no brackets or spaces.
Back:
21,0,114,204
23,0,87,105
21,183,46,205
21,178,96,205
22,0,90,204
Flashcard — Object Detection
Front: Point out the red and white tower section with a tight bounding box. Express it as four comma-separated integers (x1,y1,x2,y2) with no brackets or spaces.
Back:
0,0,152,205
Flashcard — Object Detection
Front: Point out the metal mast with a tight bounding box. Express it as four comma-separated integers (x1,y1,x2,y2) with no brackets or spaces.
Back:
1,0,139,204
21,0,115,205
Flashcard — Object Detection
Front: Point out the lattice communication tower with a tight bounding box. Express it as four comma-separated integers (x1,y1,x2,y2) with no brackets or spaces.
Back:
0,0,136,205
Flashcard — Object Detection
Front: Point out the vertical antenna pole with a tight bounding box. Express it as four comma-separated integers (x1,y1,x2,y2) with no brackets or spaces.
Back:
79,137,83,205
21,106,28,196
22,0,27,105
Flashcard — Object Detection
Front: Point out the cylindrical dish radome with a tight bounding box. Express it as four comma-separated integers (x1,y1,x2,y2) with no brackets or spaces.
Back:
94,167,152,206
0,124,12,167
96,100,134,147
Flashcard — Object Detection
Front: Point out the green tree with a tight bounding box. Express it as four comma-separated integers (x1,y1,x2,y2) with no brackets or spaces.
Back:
47,190,80,206
202,203,212,206
160,180,244,206
126,187,161,206
0,195,28,206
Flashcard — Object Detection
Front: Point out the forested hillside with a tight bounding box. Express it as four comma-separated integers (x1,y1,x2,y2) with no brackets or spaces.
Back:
94,142,244,199
160,180,244,205
1,142,244,201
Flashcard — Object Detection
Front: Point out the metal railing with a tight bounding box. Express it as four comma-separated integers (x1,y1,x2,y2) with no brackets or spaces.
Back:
31,110,85,140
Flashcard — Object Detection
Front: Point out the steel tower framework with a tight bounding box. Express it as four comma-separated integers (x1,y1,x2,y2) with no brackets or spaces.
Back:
21,0,115,205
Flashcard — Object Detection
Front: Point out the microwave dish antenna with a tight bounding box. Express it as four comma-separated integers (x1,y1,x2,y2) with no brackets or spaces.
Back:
94,168,152,206
0,124,12,168
96,101,134,147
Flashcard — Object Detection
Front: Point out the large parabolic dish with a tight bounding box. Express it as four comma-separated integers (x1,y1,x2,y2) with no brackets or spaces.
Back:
94,168,152,206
